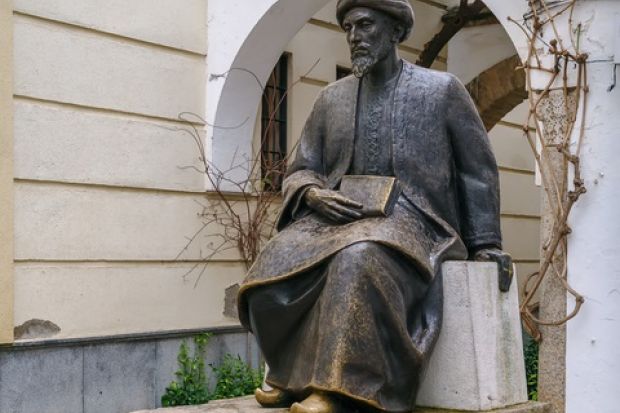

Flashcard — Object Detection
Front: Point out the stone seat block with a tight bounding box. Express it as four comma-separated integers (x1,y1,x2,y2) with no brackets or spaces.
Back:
416,261,528,411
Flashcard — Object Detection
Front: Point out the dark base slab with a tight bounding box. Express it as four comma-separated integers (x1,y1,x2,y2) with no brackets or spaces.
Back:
131,396,551,413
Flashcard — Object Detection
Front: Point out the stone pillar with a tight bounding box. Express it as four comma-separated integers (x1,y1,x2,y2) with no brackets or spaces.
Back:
534,89,578,413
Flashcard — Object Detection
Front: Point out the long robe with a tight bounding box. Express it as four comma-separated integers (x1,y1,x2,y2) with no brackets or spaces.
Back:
238,61,501,412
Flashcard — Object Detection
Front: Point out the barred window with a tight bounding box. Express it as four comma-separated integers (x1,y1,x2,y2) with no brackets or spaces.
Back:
261,54,289,192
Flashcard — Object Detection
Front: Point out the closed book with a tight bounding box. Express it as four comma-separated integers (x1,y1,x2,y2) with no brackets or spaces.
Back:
339,175,400,217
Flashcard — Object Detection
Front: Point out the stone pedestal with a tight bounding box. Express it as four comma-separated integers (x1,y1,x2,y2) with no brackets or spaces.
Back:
417,262,528,411
131,396,550,413
133,262,530,413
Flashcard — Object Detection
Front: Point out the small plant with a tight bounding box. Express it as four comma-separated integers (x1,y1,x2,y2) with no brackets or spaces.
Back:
523,336,539,401
161,333,212,407
210,354,264,400
161,333,263,406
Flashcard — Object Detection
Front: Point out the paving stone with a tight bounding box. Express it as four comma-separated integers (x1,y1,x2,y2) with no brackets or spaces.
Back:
0,347,83,413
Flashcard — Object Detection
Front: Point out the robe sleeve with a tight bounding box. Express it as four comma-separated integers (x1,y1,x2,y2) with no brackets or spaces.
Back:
276,90,328,231
445,74,502,250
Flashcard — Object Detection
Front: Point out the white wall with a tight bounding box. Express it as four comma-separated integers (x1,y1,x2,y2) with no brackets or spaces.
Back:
559,3,620,412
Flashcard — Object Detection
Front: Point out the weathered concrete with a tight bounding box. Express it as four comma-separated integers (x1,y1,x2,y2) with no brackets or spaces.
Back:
131,396,551,413
417,262,528,411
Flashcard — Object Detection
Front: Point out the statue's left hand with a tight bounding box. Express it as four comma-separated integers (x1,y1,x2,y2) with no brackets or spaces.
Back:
473,247,513,292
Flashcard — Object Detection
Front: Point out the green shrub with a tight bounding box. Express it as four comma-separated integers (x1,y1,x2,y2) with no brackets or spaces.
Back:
161,333,212,407
161,333,263,406
523,336,539,401
210,354,264,400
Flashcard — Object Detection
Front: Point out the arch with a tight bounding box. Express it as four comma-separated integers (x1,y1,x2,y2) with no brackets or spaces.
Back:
206,0,530,184
206,0,332,185
465,54,527,131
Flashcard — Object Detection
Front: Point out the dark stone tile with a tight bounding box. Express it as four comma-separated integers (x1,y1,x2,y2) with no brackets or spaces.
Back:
247,334,262,371
83,341,157,413
154,338,185,406
206,332,248,366
0,347,83,413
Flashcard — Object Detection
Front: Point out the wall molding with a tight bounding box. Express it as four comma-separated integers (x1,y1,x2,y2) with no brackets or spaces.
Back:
0,325,246,352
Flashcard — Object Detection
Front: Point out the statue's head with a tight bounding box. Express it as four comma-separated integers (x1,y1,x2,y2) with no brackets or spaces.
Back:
337,0,415,78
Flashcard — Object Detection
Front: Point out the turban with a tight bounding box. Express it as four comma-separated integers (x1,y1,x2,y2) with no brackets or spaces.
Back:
336,0,415,43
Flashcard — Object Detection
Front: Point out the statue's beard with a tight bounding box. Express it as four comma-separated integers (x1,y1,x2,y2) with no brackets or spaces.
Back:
351,55,377,78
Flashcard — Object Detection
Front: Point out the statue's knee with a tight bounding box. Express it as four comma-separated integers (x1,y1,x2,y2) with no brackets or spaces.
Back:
329,242,384,284
336,241,383,261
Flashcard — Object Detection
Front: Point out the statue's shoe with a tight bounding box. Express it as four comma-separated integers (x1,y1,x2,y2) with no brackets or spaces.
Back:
290,393,338,413
254,387,294,408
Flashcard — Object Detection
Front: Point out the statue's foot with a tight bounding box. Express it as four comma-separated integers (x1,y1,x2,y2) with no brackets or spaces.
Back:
290,392,337,413
254,387,294,408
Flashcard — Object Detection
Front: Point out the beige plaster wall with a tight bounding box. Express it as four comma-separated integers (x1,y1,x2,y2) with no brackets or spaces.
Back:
8,0,538,342
9,0,233,341
0,0,15,344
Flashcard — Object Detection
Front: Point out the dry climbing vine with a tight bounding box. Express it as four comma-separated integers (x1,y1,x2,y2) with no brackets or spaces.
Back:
509,0,587,341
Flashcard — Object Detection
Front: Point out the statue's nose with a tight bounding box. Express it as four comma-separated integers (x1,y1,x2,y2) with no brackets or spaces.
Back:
348,26,361,45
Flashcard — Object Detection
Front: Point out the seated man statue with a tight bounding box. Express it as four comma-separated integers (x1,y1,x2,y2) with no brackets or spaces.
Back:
237,1,512,412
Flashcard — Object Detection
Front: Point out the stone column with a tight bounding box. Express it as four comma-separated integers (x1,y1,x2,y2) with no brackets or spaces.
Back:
534,89,578,413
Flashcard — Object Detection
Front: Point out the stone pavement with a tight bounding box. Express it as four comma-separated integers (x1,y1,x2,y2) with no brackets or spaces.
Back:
131,396,551,413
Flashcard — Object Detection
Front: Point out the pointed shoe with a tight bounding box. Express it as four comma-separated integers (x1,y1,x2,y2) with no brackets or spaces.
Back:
254,387,294,408
290,392,338,413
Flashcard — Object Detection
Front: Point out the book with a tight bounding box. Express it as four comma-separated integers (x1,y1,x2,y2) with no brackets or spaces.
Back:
339,175,400,217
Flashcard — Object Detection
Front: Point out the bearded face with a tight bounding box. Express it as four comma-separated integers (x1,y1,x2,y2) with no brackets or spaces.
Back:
343,8,401,78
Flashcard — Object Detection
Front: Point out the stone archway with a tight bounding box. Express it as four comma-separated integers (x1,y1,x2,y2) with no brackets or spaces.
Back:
465,54,527,131
206,0,332,184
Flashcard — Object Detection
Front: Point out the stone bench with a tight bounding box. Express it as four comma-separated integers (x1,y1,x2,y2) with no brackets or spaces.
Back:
134,262,538,413
416,261,528,411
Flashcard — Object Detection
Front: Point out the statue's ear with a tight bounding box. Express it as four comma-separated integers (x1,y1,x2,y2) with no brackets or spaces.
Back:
392,23,405,43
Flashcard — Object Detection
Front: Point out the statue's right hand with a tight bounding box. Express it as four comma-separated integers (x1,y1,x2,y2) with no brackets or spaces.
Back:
304,187,364,224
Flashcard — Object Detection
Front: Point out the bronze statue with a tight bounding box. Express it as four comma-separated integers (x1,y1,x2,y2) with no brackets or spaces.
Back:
237,1,512,412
